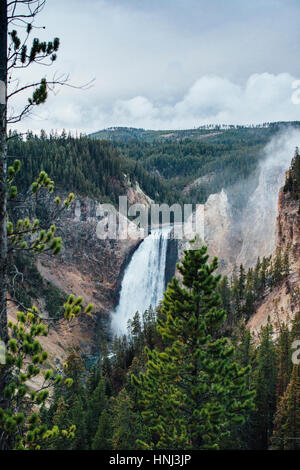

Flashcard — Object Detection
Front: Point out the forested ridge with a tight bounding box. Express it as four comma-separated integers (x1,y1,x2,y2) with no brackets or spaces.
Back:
8,132,178,206
91,122,300,143
94,123,299,203
8,123,299,208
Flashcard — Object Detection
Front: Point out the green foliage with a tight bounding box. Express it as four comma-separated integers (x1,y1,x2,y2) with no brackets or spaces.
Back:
132,245,255,450
219,250,291,331
0,307,77,449
110,389,150,450
7,166,70,256
8,125,293,210
8,133,178,206
102,125,286,204
63,295,92,321
272,365,300,450
1,160,93,449
92,410,113,450
284,147,300,200
276,324,293,400
8,253,67,319
251,321,278,449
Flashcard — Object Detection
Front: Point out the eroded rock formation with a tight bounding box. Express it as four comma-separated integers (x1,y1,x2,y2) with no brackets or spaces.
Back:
248,187,300,336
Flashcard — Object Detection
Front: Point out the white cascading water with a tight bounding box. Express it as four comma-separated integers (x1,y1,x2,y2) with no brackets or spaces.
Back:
111,226,172,335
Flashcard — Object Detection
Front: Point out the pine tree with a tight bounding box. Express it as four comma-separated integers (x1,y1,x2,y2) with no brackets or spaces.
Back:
283,245,291,278
1,0,64,352
253,257,261,296
42,350,90,450
142,305,159,349
111,389,149,450
244,269,255,320
218,276,232,327
291,311,300,342
0,1,93,450
276,324,292,401
86,376,109,446
234,323,255,374
128,311,143,354
238,264,246,300
231,266,243,320
284,147,300,200
272,365,300,450
230,323,255,449
274,248,284,285
260,256,269,294
132,244,254,450
91,410,113,450
251,321,277,449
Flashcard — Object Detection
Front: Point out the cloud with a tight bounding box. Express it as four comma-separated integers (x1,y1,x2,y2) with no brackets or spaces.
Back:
7,0,300,133
80,72,299,130
114,96,157,121
11,72,300,133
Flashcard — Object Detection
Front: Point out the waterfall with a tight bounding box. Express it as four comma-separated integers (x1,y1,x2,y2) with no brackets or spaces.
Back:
111,226,172,335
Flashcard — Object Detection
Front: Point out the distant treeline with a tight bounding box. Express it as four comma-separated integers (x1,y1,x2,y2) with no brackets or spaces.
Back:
110,126,283,203
8,124,299,207
8,131,179,206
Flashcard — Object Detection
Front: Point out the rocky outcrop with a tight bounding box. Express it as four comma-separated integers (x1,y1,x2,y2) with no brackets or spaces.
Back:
204,190,241,274
182,173,217,195
178,189,241,275
248,188,300,337
203,161,288,274
277,187,300,270
9,184,151,365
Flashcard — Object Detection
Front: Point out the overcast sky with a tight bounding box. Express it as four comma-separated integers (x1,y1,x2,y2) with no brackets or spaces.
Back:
9,0,300,133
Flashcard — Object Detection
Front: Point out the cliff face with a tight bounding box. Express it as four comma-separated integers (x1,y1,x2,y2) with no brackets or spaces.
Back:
248,188,300,336
40,193,143,356
277,187,300,269
236,164,285,270
204,190,241,274
202,162,287,275
177,190,241,275
9,185,149,365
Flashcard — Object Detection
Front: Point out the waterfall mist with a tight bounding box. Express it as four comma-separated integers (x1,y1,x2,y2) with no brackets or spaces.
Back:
236,127,300,267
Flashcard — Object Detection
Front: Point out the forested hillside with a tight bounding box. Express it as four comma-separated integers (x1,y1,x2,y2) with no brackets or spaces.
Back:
9,123,300,208
8,132,178,206
93,123,300,203
91,122,300,143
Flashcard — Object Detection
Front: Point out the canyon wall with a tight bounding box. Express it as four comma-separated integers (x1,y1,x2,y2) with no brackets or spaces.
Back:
8,183,150,365
197,129,300,275
248,187,300,336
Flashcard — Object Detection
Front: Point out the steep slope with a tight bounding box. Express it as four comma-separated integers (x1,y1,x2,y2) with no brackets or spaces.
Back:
191,129,300,275
248,185,300,336
8,185,151,364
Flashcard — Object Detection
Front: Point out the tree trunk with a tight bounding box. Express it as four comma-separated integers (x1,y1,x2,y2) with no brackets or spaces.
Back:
0,0,8,346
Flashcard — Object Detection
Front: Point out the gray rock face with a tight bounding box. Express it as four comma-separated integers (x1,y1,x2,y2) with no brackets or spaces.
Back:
179,129,300,274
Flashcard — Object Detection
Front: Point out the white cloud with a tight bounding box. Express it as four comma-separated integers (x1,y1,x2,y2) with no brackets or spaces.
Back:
7,0,300,133
11,72,300,134
84,72,300,130
114,96,157,121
